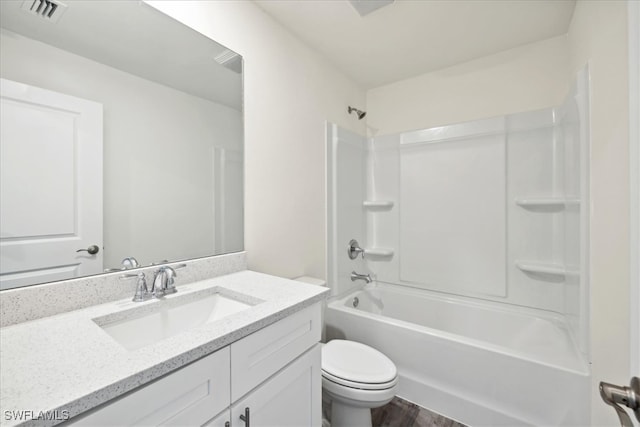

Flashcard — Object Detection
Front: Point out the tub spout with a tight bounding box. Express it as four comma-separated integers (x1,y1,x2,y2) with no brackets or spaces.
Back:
351,271,372,283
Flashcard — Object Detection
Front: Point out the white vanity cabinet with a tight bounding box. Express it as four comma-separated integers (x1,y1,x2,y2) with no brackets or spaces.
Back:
68,303,321,427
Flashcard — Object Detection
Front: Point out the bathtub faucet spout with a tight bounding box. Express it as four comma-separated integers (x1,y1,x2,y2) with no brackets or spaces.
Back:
351,271,372,283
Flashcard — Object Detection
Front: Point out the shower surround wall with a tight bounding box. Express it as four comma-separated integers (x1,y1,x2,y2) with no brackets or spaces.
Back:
326,70,590,425
326,124,367,296
365,69,589,356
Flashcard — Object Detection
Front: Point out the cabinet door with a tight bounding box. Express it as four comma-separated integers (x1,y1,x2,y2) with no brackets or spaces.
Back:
231,345,321,427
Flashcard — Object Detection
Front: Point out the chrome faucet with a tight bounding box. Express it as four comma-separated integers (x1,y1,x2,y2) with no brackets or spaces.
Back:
151,264,186,298
152,266,175,298
120,264,186,302
350,271,372,283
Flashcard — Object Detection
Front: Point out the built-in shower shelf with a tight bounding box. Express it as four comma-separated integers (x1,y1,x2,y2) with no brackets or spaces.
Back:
516,261,578,278
364,248,394,258
363,200,394,210
515,197,580,210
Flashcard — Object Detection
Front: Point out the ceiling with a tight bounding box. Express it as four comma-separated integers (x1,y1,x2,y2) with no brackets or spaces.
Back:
254,0,576,89
0,1,242,110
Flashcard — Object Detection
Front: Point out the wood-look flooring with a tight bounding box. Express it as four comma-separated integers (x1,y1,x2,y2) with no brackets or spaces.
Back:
323,395,467,427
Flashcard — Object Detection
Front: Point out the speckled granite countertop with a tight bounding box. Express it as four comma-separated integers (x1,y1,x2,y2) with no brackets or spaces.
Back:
0,271,328,427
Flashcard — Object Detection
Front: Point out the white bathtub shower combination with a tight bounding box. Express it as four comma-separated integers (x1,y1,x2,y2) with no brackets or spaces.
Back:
326,69,590,426
325,283,589,426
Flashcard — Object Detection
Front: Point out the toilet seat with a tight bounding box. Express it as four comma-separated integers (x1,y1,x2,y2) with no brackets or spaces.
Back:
321,340,397,391
322,369,398,390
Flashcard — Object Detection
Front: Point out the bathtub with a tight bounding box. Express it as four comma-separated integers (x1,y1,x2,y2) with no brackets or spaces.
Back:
324,282,590,426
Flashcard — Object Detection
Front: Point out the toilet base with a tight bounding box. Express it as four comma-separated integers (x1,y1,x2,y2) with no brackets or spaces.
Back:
324,387,395,427
331,400,372,427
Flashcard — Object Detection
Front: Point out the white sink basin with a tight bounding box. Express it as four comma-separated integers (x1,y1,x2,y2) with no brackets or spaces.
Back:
97,292,253,351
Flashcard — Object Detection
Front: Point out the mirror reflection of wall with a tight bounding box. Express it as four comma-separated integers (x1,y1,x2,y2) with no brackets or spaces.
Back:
0,1,243,290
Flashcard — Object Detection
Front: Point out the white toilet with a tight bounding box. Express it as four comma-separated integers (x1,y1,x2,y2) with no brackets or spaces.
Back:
321,340,398,427
292,277,398,427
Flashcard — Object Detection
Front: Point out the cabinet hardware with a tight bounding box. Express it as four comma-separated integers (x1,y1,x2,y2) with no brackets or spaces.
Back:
239,407,250,426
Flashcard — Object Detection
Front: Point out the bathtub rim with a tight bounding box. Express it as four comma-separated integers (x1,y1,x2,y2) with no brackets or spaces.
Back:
327,281,590,376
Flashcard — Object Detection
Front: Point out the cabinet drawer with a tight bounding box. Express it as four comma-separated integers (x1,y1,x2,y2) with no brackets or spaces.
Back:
70,347,230,426
231,303,321,401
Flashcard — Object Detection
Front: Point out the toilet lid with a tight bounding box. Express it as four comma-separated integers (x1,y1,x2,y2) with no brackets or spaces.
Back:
322,340,397,385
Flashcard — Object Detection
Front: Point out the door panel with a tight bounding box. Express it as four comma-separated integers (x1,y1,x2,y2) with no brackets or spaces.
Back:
0,78,103,289
1,99,76,236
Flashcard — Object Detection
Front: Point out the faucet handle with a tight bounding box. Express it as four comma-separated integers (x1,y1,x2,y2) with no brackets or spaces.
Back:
348,239,365,259
120,272,151,302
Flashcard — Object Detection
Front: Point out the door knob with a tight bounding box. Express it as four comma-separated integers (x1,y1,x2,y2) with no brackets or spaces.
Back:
600,377,640,427
76,245,100,255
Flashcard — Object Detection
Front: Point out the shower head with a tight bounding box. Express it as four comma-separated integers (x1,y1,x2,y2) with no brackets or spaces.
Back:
348,106,367,120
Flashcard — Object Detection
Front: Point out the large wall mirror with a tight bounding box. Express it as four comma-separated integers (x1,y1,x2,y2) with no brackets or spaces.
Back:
0,1,243,290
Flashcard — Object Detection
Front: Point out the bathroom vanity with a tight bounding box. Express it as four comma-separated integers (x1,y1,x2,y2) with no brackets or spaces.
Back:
0,270,327,427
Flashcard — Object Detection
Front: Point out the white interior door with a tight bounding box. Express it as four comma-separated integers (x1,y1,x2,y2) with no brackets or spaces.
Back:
0,78,103,290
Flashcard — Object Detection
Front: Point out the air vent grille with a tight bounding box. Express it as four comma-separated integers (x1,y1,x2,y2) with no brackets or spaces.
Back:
21,0,68,23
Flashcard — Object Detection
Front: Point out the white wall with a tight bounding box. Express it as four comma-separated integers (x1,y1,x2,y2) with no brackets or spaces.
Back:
366,35,570,136
0,30,243,269
147,1,366,281
567,1,631,424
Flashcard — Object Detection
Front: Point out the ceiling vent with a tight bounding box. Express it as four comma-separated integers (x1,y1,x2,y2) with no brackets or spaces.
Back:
348,0,395,17
21,0,68,23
